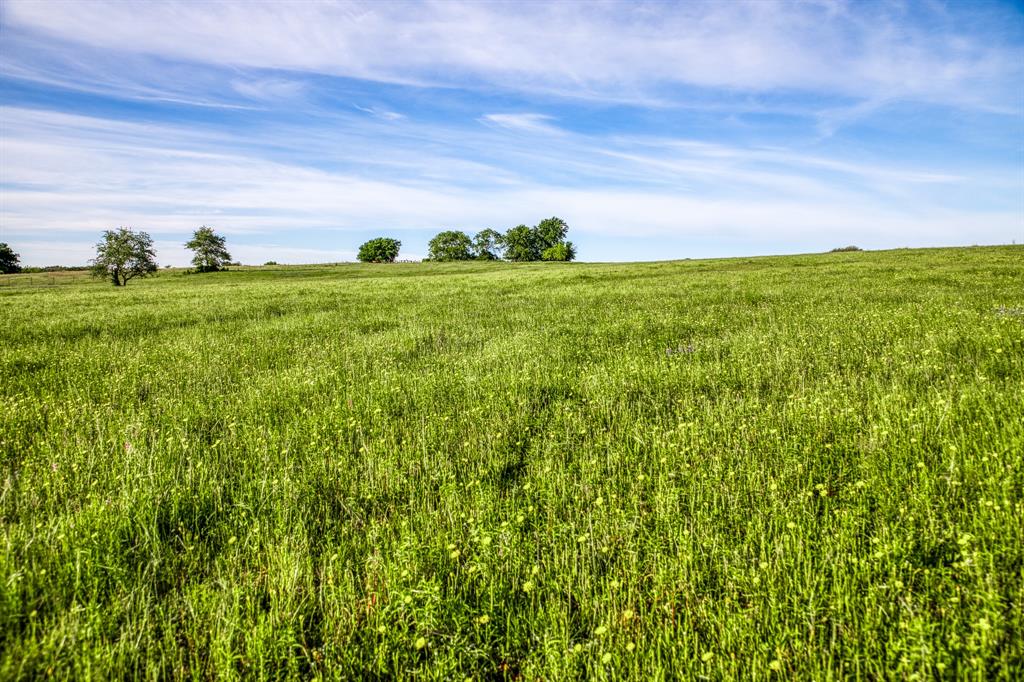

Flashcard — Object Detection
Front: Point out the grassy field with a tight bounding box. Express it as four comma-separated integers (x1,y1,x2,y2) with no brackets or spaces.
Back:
1,246,1022,680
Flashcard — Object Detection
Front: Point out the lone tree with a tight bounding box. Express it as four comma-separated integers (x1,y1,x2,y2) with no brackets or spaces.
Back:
357,237,401,263
427,230,474,261
0,242,21,274
473,229,503,260
90,227,158,286
185,225,232,272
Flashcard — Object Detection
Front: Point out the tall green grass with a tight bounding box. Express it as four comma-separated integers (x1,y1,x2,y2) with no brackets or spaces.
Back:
1,246,1021,679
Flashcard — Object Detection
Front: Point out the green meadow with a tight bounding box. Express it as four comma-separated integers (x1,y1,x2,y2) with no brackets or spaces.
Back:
1,246,1021,680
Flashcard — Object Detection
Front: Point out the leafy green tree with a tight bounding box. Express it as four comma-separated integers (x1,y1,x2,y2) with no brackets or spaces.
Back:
427,230,473,261
499,217,573,262
90,227,158,286
185,226,232,273
541,241,576,262
500,225,538,262
534,217,569,252
358,237,401,263
0,242,21,274
473,229,503,260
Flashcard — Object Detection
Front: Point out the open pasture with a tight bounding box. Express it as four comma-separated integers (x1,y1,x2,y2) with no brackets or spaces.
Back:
1,246,1022,679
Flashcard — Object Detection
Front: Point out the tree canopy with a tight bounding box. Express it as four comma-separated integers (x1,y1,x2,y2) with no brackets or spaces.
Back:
185,226,232,272
0,242,21,274
500,224,537,262
534,217,569,253
358,237,401,263
90,228,158,286
494,218,575,262
425,228,508,261
427,230,474,261
473,229,503,260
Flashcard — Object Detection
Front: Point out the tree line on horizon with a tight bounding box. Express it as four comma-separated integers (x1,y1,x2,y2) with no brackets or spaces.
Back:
356,217,576,263
426,217,576,263
0,217,576,284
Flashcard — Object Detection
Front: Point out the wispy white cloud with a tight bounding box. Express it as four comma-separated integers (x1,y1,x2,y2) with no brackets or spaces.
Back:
231,78,307,101
2,106,1019,266
0,30,258,109
3,0,1021,110
480,113,563,135
1,1,1021,265
354,105,406,121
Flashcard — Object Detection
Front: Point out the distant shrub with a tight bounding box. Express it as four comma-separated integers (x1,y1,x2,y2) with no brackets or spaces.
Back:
21,265,90,273
264,261,278,266
358,238,401,263
541,241,576,262
830,245,863,252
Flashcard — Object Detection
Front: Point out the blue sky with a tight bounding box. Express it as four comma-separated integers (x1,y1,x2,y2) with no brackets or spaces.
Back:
1,0,1022,265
